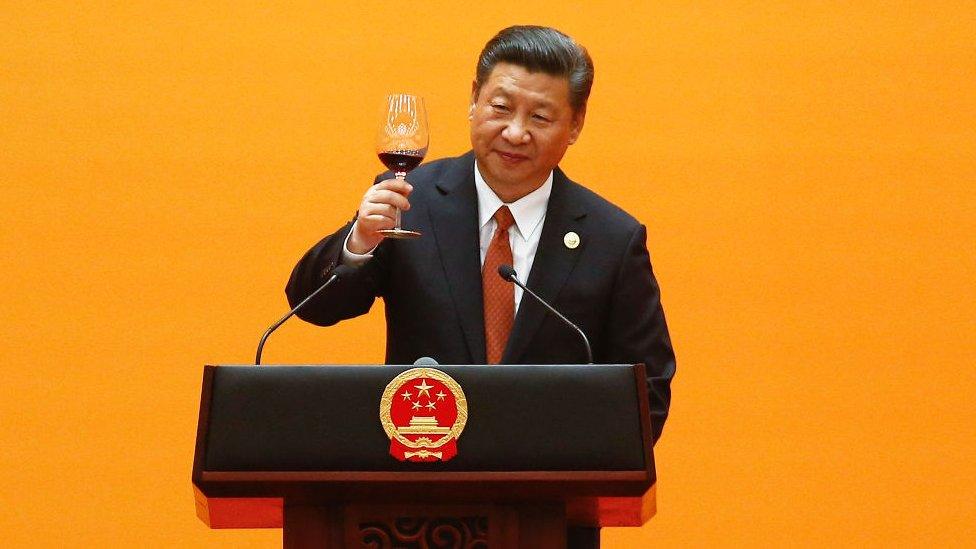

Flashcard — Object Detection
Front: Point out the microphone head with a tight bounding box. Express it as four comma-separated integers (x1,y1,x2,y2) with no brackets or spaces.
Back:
413,356,439,366
497,264,517,282
331,264,357,279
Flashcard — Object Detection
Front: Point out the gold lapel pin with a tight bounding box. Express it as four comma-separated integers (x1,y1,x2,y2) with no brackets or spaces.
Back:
563,231,580,249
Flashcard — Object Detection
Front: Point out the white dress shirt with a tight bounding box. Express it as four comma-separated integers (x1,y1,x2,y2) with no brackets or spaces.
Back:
474,162,552,312
343,161,553,312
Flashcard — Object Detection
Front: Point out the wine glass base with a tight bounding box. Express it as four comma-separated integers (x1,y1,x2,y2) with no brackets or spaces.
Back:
378,228,422,239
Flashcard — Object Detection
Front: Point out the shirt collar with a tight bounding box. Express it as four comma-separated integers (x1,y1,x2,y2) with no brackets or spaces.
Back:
474,161,553,242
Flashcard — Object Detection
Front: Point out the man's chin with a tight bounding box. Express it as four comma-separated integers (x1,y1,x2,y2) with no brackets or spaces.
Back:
486,171,527,192
485,158,531,181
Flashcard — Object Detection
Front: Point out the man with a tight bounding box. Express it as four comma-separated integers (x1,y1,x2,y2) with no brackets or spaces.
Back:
287,26,675,548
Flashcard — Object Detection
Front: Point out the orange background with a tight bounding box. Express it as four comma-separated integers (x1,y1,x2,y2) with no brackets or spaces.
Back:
2,1,974,546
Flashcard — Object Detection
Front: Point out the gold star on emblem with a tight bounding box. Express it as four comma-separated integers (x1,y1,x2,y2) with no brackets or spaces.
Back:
425,401,437,411
412,401,422,410
435,390,447,401
400,391,413,401
414,379,434,398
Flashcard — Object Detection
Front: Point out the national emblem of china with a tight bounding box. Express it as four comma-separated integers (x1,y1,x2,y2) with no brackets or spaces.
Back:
379,368,468,462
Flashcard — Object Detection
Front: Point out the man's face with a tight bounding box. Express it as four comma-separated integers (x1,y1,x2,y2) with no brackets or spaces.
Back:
469,62,585,200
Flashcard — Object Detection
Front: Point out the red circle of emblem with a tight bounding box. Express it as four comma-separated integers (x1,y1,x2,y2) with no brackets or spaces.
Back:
379,368,468,462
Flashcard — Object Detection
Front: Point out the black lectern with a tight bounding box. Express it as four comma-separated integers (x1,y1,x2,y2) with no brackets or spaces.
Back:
193,364,656,548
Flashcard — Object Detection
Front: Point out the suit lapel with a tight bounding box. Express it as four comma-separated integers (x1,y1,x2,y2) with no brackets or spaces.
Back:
427,152,487,364
502,168,587,364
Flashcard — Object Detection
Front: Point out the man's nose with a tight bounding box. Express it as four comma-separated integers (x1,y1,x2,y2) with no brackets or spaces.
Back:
501,120,531,145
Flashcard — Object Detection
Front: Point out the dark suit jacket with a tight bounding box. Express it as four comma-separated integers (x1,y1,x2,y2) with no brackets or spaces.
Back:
286,151,675,443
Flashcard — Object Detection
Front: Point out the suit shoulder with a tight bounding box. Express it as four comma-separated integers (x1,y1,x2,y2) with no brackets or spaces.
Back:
410,154,463,178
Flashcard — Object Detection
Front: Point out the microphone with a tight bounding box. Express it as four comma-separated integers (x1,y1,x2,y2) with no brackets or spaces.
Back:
497,265,593,364
413,356,440,366
255,264,356,365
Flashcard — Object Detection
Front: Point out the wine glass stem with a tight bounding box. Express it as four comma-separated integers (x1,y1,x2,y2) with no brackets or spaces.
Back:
394,172,407,230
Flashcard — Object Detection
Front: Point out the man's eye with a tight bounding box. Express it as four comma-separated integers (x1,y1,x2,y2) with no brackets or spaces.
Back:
533,114,550,122
491,104,509,111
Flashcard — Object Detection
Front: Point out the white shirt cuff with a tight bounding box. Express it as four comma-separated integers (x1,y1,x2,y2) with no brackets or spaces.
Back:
341,221,376,267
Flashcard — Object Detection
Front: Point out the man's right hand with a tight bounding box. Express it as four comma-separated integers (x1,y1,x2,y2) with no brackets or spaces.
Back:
347,178,413,254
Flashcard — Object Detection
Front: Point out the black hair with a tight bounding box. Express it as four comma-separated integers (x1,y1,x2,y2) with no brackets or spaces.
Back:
475,26,594,113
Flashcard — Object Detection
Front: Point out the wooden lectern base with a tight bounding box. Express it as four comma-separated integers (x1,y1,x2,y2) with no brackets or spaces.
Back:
282,502,566,549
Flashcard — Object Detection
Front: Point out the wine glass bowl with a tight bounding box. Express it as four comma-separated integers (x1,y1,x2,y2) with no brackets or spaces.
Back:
376,94,428,239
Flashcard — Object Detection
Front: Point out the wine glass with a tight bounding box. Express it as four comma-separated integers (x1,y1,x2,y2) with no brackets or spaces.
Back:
376,94,428,239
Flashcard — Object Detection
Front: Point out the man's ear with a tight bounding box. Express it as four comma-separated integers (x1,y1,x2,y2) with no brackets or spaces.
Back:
469,80,479,119
568,105,587,145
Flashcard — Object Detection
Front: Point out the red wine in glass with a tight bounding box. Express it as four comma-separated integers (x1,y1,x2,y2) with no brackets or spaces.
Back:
378,148,427,173
375,94,428,239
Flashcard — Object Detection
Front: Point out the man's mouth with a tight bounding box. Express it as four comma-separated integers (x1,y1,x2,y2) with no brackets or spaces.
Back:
496,150,529,163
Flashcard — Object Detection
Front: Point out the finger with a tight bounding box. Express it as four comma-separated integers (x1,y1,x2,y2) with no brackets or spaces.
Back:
358,214,397,228
372,179,413,195
366,189,411,211
360,202,398,220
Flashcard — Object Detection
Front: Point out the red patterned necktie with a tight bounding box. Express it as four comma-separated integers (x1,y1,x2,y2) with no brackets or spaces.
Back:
483,206,516,364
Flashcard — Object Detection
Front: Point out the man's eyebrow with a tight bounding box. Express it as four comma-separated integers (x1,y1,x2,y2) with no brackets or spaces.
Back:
489,86,556,109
